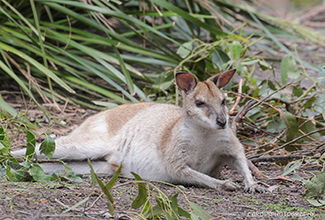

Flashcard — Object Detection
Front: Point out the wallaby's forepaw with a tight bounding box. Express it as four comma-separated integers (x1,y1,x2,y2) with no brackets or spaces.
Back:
218,180,239,191
244,183,267,193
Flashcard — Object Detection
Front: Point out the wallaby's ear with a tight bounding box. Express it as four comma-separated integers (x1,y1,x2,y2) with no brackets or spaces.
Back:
175,72,198,94
208,69,236,88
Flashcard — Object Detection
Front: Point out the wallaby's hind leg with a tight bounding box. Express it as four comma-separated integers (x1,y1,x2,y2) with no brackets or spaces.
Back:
48,133,110,160
48,111,112,160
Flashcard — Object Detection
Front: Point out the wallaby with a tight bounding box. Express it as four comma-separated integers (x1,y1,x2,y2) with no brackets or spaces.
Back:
13,69,265,193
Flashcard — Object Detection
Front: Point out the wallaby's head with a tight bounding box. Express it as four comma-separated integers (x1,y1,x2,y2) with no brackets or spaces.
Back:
176,69,236,130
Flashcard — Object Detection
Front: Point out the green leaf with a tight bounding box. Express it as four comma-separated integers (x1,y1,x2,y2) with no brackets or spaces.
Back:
305,171,325,198
0,97,37,130
150,197,173,219
26,131,36,157
169,193,190,218
152,70,174,92
258,60,272,71
249,77,257,86
266,119,286,133
189,202,213,220
99,175,114,204
241,59,260,66
106,202,115,215
230,41,242,60
0,145,9,156
292,85,303,97
177,41,193,59
281,56,289,85
280,56,300,84
178,207,191,218
0,94,17,117
212,49,230,69
105,164,122,191
298,119,321,142
282,161,302,177
287,57,300,79
314,95,325,114
92,101,118,108
305,97,316,109
29,164,55,182
142,200,162,219
170,194,179,216
39,136,56,159
268,80,276,90
88,159,98,186
53,169,83,182
282,111,298,143
6,166,15,181
0,126,10,150
88,160,122,215
88,159,114,204
131,172,147,209
191,213,200,220
307,199,325,207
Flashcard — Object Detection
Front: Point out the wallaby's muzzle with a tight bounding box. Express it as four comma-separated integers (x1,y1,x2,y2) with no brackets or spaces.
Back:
216,117,227,129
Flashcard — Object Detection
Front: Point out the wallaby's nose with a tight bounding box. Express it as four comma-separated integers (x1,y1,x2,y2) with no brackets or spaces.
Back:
216,118,226,129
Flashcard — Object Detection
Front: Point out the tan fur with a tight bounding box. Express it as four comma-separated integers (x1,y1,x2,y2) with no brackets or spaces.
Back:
105,102,156,136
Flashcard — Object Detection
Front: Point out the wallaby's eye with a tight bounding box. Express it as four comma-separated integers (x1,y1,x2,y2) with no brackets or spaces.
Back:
221,98,226,105
195,100,205,107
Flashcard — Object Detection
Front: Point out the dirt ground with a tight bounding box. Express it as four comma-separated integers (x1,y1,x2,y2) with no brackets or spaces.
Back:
0,162,322,219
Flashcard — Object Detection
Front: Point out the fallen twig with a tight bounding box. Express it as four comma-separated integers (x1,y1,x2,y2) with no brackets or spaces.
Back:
250,155,304,163
230,83,292,133
85,193,103,211
249,127,325,160
231,99,257,133
247,160,264,178
55,198,86,213
229,78,243,115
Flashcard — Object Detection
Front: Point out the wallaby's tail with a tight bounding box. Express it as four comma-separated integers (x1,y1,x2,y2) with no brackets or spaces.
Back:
12,133,111,161
40,161,112,175
12,145,114,175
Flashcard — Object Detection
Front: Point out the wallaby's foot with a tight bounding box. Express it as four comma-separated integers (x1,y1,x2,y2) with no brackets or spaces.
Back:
218,180,267,193
244,183,267,193
218,180,239,191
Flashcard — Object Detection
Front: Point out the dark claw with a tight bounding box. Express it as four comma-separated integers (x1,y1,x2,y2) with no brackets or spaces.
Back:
244,185,268,194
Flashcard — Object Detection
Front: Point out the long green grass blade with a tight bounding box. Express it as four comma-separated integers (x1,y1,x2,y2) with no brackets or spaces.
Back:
1,0,39,37
0,60,49,123
0,42,75,94
43,0,182,46
0,94,17,117
150,0,225,37
113,47,134,95
64,76,127,104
